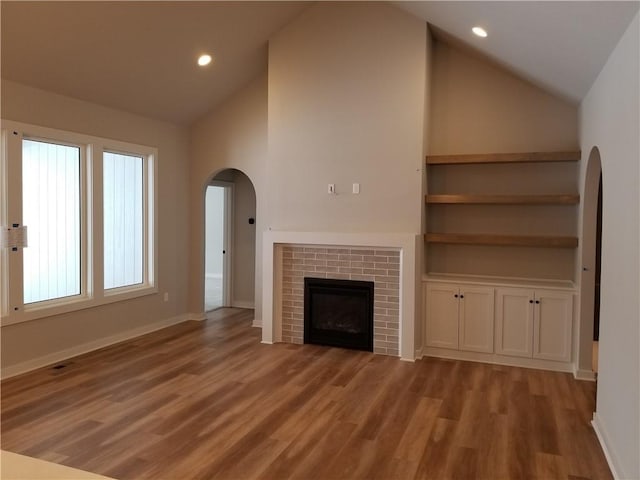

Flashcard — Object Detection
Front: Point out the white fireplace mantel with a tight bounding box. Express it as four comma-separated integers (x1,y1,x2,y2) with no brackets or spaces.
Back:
261,231,421,360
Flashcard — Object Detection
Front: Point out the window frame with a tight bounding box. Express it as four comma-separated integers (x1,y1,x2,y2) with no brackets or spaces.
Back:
0,121,158,326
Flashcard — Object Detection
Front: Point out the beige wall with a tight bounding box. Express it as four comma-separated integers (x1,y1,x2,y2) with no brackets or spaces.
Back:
426,41,580,280
578,13,639,479
429,40,579,154
267,2,427,234
1,80,190,372
189,74,267,322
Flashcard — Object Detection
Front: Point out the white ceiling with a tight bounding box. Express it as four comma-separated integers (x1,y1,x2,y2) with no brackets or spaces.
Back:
2,2,638,125
398,1,640,103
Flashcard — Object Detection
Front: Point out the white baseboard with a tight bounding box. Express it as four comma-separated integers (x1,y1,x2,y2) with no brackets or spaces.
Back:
190,312,207,321
592,413,623,479
573,367,597,381
415,346,424,359
422,346,573,373
261,340,273,345
232,300,255,309
1,313,196,380
252,319,262,328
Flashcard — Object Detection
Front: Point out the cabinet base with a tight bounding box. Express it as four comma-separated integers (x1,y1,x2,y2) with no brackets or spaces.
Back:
421,346,574,373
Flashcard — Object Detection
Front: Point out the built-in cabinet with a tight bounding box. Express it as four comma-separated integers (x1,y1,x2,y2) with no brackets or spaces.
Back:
425,283,494,353
422,150,579,372
424,278,574,371
495,287,572,362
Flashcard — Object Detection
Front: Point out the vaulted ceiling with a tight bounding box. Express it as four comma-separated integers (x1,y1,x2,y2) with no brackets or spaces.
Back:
2,1,638,126
1,1,308,125
398,1,639,103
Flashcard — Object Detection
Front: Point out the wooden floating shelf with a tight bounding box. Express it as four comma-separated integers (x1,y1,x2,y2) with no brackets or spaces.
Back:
425,233,578,248
426,194,580,205
426,151,581,165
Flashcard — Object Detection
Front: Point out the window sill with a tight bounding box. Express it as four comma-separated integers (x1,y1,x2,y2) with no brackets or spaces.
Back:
0,285,159,327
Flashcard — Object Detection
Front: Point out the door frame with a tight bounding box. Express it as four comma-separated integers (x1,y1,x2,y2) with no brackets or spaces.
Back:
578,147,602,378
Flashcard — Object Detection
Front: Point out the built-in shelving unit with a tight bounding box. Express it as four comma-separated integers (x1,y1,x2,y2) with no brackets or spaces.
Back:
426,151,581,165
425,150,581,280
425,233,578,248
426,194,579,205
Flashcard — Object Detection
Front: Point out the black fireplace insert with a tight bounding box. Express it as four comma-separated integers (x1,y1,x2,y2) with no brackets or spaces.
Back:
304,277,374,351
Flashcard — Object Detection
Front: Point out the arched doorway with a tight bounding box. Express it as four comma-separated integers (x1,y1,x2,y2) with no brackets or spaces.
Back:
578,147,603,378
204,168,257,313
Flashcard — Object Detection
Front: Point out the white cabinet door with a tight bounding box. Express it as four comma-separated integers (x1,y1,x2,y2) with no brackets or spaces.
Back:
425,283,459,349
459,286,495,353
495,288,533,358
533,290,573,362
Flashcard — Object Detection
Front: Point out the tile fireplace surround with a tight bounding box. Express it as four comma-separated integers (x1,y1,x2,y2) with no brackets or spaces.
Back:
261,232,419,360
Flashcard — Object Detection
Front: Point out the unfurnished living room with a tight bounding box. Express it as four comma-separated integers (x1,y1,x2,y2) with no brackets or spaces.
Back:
1,1,639,479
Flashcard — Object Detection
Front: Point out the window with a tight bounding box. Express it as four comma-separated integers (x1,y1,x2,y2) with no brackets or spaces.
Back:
103,152,143,290
0,122,157,325
22,140,81,303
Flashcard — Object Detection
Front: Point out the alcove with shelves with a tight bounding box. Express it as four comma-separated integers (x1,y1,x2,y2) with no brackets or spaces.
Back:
424,151,580,283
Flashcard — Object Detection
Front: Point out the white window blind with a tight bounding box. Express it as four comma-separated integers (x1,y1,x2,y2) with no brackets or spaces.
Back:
103,151,143,289
22,139,81,304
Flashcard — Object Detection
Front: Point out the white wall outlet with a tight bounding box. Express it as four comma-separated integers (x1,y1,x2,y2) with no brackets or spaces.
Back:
352,183,360,194
163,292,169,302
328,184,335,194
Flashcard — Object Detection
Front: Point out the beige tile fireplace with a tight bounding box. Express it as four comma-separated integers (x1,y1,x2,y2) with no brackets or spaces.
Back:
261,231,420,360
281,245,400,355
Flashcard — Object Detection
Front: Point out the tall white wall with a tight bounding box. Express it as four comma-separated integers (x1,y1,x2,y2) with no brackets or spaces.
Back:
1,80,190,372
579,13,639,479
267,2,427,233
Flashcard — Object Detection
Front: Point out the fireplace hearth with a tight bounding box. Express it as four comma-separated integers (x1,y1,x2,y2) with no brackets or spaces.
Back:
304,277,374,352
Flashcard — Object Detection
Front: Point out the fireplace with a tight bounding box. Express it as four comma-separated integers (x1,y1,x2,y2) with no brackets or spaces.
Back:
262,233,416,358
304,277,374,352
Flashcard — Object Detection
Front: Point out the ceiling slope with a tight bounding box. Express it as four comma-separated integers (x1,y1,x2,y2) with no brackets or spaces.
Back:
2,2,638,124
1,1,308,125
397,1,640,103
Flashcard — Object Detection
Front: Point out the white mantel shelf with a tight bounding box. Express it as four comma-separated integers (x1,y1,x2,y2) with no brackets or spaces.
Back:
261,231,422,361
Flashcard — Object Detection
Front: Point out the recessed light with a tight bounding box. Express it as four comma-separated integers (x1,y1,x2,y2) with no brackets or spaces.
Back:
198,54,212,67
472,26,488,38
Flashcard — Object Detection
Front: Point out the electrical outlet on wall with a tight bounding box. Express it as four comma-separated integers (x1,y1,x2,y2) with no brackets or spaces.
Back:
163,292,169,302
328,184,335,194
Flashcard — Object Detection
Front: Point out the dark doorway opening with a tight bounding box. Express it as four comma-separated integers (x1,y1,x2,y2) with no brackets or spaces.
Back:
593,173,602,341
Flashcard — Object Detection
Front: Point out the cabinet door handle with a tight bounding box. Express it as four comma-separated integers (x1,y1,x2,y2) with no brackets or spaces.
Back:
535,300,540,304
454,294,459,298
529,300,534,304
460,295,464,299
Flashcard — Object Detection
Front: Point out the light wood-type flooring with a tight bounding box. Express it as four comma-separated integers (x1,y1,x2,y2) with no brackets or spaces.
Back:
1,308,611,479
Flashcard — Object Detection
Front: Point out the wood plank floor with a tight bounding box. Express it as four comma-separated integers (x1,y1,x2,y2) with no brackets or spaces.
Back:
1,308,611,479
